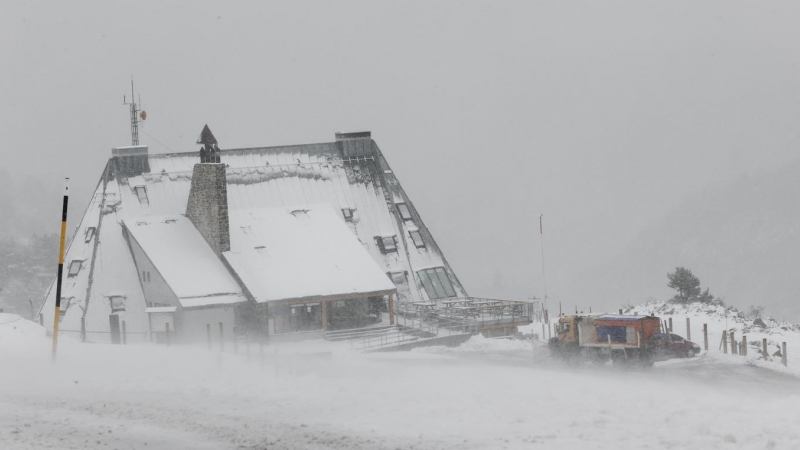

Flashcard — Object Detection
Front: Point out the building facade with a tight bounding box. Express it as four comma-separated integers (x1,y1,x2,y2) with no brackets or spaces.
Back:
38,129,468,343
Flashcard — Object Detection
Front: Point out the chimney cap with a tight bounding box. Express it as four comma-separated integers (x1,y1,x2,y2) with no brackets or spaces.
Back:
335,131,371,141
197,124,218,146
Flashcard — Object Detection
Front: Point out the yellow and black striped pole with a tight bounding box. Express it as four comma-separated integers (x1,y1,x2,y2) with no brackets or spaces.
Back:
52,178,69,360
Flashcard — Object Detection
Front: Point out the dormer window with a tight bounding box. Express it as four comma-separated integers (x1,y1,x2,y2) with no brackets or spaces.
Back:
409,230,425,249
84,227,96,243
396,203,412,221
376,236,397,254
134,186,148,204
341,208,354,222
67,260,83,277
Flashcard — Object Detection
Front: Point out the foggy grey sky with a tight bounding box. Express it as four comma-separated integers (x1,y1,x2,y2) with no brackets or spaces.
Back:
3,1,800,308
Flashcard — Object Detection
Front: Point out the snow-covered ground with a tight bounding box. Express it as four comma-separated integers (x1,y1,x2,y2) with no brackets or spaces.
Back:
626,300,800,369
3,311,800,450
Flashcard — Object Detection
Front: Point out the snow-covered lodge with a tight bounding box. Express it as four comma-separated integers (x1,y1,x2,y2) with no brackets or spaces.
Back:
38,128,470,343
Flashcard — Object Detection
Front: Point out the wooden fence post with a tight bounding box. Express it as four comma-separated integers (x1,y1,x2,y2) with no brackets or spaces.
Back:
742,335,747,356
782,342,787,366
219,322,224,352
80,317,86,343
730,331,736,355
686,318,691,341
722,330,728,354
207,324,212,350
668,317,673,332
618,309,623,315
122,321,127,345
703,323,708,351
762,338,768,361
165,323,170,347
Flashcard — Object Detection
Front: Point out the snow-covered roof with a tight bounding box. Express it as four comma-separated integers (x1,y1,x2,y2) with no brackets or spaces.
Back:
223,205,397,303
123,216,245,308
145,307,177,313
38,136,467,339
597,315,653,322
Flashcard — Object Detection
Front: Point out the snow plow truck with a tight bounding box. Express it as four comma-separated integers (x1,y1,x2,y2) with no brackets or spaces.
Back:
548,314,663,367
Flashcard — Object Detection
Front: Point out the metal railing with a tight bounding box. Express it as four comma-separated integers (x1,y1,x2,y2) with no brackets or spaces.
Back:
352,297,538,351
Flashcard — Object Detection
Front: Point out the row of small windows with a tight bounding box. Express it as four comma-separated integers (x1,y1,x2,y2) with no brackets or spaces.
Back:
140,270,152,283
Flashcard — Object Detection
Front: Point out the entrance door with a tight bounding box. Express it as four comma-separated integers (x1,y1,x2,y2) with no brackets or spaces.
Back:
109,315,121,344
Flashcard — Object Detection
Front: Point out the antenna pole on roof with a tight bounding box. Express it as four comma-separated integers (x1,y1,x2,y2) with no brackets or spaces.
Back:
123,79,142,146
538,214,549,311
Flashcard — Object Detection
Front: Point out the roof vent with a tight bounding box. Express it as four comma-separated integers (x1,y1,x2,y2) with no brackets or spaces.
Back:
335,131,374,158
335,131,371,141
111,145,150,176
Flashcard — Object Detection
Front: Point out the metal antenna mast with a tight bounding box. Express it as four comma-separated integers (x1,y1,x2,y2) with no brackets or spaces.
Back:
539,214,549,310
123,80,142,145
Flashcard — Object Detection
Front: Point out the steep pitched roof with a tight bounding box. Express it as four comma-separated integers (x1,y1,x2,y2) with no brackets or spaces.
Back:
38,136,467,339
223,205,396,303
122,216,245,308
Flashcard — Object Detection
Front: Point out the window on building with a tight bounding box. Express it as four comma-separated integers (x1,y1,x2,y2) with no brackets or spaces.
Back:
85,227,96,243
59,297,74,318
417,267,457,299
376,236,397,254
341,208,354,221
134,186,148,204
409,230,425,248
109,296,126,313
67,260,83,277
147,271,151,282
396,203,412,221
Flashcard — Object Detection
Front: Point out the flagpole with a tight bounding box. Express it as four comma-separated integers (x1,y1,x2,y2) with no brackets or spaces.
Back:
52,178,69,361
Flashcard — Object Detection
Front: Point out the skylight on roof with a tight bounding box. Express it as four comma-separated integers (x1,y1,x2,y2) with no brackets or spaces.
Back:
342,208,354,222
291,209,309,219
396,203,412,221
376,236,397,254
84,227,96,243
134,186,148,205
67,260,83,277
409,230,425,249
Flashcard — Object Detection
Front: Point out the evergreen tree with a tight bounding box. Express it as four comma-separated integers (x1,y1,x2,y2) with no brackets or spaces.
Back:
667,267,708,304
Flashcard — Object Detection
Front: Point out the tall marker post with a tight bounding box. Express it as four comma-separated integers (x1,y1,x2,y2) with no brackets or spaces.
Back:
52,178,69,360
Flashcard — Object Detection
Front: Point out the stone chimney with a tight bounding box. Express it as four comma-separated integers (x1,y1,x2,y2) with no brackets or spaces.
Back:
186,126,230,255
